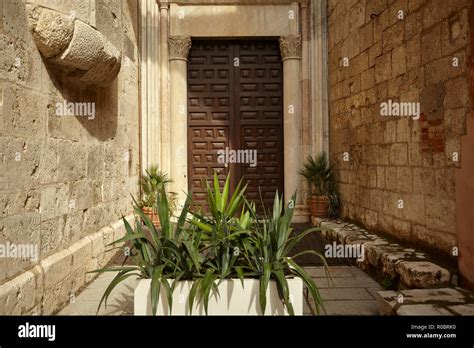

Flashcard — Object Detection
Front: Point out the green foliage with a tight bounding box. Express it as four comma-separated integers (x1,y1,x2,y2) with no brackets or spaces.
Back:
139,165,176,216
299,152,341,217
91,172,328,315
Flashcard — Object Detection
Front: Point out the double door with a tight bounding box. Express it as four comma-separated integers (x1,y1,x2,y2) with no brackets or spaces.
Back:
187,39,284,211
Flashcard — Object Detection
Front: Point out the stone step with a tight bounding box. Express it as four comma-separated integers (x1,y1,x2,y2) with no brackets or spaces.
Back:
315,219,454,289
376,288,474,315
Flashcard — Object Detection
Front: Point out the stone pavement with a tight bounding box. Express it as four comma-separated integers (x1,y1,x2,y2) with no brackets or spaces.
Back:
58,272,137,316
58,265,382,316
377,288,474,315
303,266,381,315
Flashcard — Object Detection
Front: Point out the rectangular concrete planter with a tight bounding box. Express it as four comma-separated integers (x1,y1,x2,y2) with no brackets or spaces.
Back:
134,278,303,315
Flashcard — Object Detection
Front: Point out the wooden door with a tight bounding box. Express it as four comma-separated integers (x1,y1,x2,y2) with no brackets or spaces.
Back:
187,39,284,211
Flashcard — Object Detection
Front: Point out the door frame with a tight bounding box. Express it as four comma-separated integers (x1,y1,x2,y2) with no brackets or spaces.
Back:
139,1,330,222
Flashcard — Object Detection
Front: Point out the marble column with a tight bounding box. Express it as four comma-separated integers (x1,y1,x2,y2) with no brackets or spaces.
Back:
280,35,308,223
159,2,170,175
169,36,191,209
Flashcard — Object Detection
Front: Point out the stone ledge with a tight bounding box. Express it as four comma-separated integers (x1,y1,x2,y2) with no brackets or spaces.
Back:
0,215,134,315
377,288,474,316
314,218,454,289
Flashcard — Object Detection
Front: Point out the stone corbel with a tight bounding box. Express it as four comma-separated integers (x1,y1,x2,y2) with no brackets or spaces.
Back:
28,6,121,86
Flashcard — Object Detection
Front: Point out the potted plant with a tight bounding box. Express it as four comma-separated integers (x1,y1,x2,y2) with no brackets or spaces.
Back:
299,152,341,218
91,173,329,316
139,165,174,228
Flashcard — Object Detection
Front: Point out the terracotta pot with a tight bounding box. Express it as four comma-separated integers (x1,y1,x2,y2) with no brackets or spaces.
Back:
309,195,329,218
141,206,161,229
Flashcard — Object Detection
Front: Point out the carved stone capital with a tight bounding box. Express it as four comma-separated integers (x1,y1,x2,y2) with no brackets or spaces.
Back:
169,36,192,61
279,36,301,61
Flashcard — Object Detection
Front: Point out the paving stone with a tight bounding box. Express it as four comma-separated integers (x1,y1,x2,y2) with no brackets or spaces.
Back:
449,304,474,316
322,300,380,315
396,304,453,316
317,276,380,289
304,266,355,278
376,288,470,315
318,288,375,301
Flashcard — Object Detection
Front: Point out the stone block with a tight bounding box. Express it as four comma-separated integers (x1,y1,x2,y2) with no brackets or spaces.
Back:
33,0,91,24
405,10,422,39
375,53,391,84
69,179,93,212
3,85,47,139
57,140,87,182
39,139,59,184
405,37,421,71
389,143,408,165
444,77,468,109
391,45,406,78
420,83,445,121
68,237,92,271
449,304,474,315
40,248,73,289
412,225,457,255
56,20,105,70
424,197,456,233
396,261,450,288
421,23,442,64
30,7,74,58
0,213,41,282
441,9,469,56
397,304,453,315
40,216,65,257
0,267,42,314
40,183,69,220
382,21,404,53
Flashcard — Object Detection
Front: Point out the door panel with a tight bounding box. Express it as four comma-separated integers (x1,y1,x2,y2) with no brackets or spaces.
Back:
187,39,283,211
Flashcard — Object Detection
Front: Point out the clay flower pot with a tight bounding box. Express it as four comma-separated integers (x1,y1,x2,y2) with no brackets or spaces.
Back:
309,195,329,218
141,206,161,229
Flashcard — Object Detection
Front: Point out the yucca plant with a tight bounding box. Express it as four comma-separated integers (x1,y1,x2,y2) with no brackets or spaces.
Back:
238,191,328,315
91,172,329,316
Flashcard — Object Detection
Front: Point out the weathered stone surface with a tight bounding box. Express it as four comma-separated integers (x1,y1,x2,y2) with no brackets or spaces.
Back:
79,41,121,86
40,183,69,220
30,7,74,58
0,267,42,314
449,304,474,315
397,261,451,288
40,249,73,289
397,304,453,316
327,0,469,264
0,0,138,316
376,288,473,316
29,6,122,86
57,20,105,71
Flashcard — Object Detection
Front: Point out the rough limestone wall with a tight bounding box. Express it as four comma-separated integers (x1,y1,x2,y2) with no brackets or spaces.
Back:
0,0,140,314
327,0,471,258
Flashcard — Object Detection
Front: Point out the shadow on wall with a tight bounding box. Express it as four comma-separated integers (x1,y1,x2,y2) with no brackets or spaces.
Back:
44,63,119,142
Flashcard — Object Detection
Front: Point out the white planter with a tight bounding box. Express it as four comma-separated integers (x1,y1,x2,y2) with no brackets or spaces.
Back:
134,278,303,315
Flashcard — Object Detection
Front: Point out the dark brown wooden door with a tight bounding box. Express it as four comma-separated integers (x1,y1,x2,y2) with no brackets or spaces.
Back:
187,39,284,211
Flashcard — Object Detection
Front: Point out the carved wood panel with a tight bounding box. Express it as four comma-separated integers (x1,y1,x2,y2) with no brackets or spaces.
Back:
187,39,283,211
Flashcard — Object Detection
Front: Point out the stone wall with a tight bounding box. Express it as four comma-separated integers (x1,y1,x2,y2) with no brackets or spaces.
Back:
327,0,471,259
0,0,140,314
